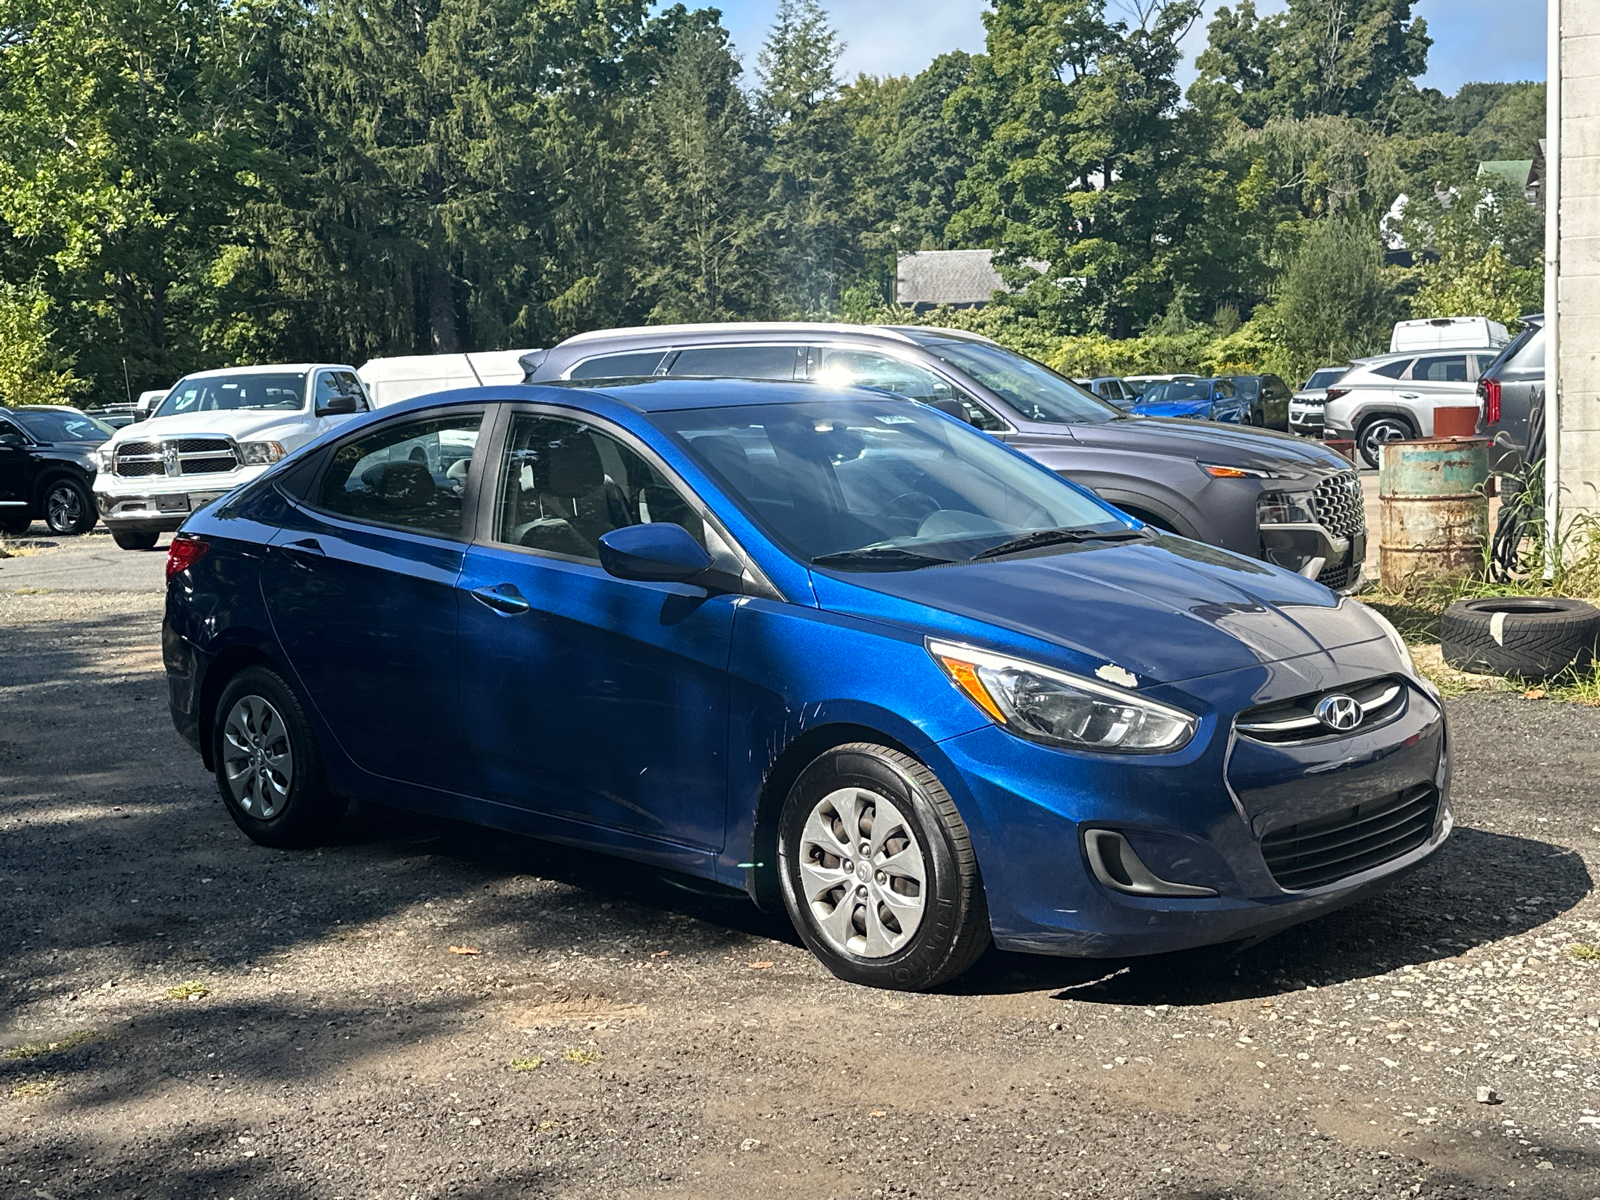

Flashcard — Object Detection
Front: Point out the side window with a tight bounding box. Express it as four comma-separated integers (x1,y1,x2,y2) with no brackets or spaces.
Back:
494,413,704,561
811,348,1007,432
1413,355,1469,383
1514,329,1545,371
1215,379,1235,398
335,370,371,410
315,370,369,413
0,417,25,442
1370,359,1411,380
668,346,801,380
567,351,666,380
314,413,484,536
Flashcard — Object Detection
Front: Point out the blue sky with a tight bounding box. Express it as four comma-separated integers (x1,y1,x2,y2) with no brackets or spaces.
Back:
704,0,1546,95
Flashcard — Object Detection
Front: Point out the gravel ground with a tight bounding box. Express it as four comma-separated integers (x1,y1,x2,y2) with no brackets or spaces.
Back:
3,556,1600,1199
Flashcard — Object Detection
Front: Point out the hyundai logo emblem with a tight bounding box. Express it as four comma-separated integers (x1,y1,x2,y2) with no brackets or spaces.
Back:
1315,693,1362,731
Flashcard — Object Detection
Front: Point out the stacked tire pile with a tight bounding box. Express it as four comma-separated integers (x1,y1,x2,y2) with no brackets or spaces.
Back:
1441,598,1600,679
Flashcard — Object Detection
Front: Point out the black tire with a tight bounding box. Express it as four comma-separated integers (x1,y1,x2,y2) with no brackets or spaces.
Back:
0,513,30,535
1441,597,1600,678
211,665,344,847
111,529,160,550
1358,415,1415,468
40,477,96,535
777,743,989,991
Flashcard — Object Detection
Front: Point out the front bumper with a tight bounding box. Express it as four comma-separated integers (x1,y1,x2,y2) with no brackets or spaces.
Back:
935,645,1449,958
96,469,262,530
1260,521,1365,592
1288,405,1324,437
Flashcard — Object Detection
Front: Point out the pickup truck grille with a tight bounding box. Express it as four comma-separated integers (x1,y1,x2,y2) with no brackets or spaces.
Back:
113,436,240,478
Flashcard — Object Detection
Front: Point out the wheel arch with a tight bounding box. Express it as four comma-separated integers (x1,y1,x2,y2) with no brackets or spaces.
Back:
1356,410,1417,436
29,465,91,509
197,645,281,771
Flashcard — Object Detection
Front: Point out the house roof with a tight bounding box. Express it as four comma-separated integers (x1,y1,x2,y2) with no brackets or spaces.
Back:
896,249,1010,307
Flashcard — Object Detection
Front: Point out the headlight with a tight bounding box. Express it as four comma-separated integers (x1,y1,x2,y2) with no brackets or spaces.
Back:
239,440,286,465
1201,462,1301,480
1256,491,1317,525
1355,602,1417,676
927,639,1197,754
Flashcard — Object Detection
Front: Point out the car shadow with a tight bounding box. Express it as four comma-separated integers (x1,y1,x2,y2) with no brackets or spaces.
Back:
943,826,1590,1001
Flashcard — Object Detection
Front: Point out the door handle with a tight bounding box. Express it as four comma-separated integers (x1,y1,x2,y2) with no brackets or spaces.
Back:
1399,392,1421,399
283,537,324,569
470,583,530,616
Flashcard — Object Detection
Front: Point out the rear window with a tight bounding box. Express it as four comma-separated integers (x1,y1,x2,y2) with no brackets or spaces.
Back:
1305,368,1346,390
1368,359,1411,380
566,351,665,380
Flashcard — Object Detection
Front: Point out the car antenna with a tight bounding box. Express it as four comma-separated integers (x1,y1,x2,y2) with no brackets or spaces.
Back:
122,357,133,405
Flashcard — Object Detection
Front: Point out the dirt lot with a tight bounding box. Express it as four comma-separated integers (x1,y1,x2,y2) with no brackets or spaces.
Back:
4,539,1600,1199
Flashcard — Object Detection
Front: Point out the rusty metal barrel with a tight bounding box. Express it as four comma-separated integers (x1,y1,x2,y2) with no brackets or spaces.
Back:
1379,439,1490,591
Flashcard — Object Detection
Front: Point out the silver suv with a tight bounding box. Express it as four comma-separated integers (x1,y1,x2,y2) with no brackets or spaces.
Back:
1322,348,1499,467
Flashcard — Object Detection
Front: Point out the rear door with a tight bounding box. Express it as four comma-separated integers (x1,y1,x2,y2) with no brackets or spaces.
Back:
261,409,487,790
1263,376,1292,429
0,415,32,518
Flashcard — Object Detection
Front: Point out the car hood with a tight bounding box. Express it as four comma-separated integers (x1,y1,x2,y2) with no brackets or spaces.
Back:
1056,415,1351,475
1131,399,1210,418
810,536,1390,688
105,409,314,446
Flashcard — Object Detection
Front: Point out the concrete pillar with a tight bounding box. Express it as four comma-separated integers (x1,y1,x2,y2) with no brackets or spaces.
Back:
1558,5,1600,512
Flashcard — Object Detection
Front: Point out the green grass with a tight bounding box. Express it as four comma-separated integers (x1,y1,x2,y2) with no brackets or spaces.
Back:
1565,943,1600,962
560,1048,602,1066
3,1030,100,1060
509,1056,545,1072
164,980,211,1000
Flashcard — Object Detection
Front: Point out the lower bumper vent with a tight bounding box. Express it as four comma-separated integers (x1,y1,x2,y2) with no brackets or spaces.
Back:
1260,784,1438,891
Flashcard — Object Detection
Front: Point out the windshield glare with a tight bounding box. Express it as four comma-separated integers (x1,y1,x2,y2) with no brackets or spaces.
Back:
11,409,114,442
1141,381,1211,404
912,337,1119,426
155,373,305,419
653,400,1127,569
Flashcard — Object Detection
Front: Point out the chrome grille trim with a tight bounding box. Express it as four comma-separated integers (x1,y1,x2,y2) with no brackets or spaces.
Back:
1310,470,1364,540
1235,677,1406,744
112,435,241,478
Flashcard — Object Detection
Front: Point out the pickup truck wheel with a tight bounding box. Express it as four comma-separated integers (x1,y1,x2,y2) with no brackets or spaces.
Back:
111,530,160,550
42,478,96,535
1358,416,1414,468
212,666,344,848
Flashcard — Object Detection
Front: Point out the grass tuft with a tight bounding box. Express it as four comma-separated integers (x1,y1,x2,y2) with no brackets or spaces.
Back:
1565,943,1600,962
509,1056,545,1072
165,980,210,1000
3,1030,100,1060
10,1080,57,1098
560,1048,602,1065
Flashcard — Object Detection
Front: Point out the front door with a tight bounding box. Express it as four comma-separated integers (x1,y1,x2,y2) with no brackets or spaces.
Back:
456,410,735,851
261,410,486,790
0,416,31,520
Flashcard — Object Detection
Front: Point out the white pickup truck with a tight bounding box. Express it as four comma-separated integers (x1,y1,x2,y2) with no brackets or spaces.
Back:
93,363,372,549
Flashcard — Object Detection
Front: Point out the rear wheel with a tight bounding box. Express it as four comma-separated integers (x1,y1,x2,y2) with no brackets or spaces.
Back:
1358,416,1414,468
778,743,989,991
212,666,344,847
41,478,96,535
111,529,160,550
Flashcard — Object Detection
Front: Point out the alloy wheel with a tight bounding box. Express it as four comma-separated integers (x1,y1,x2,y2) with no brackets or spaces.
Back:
1361,420,1410,467
797,786,928,958
44,483,85,533
221,694,294,818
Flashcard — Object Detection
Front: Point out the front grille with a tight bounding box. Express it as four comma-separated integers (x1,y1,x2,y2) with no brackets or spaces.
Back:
1236,677,1406,744
111,436,240,478
113,441,165,478
180,454,239,475
1310,470,1364,540
1261,784,1438,890
114,459,166,477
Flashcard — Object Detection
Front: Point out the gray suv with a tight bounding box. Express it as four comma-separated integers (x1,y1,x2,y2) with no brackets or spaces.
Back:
523,323,1368,591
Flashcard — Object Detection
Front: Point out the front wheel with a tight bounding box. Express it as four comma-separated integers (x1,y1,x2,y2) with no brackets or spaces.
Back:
212,666,344,848
111,529,160,550
1358,416,1414,468
42,478,96,535
778,743,989,991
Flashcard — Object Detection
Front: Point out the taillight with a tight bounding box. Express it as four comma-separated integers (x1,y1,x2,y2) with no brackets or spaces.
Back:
1324,387,1348,402
1481,377,1502,425
165,534,209,579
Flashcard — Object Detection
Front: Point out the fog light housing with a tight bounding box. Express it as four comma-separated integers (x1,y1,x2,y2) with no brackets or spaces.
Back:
1083,830,1217,898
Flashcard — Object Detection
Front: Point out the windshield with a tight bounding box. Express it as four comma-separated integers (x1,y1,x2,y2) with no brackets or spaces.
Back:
652,400,1129,570
155,373,305,418
1305,367,1346,390
10,409,114,442
911,337,1120,426
1140,381,1211,405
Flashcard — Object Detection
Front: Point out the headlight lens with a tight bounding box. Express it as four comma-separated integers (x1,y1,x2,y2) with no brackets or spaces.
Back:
927,640,1197,754
1256,490,1317,525
1356,602,1417,675
239,440,286,465
1201,462,1300,480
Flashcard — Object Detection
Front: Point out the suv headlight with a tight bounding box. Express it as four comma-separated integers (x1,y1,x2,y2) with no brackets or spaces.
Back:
239,440,286,465
927,640,1197,754
1256,491,1317,525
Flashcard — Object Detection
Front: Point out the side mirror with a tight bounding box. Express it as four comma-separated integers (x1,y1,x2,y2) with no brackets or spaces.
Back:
318,394,360,416
598,523,712,584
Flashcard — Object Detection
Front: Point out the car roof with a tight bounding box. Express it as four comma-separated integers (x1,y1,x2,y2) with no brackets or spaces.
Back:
549,322,1002,352
1351,347,1502,366
550,376,880,414
173,363,354,380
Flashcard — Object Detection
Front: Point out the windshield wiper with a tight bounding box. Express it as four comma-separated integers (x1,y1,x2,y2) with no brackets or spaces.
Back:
970,527,1147,561
810,546,954,571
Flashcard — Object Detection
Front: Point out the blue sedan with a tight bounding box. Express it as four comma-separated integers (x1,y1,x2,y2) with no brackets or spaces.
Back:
1132,378,1260,425
162,379,1450,990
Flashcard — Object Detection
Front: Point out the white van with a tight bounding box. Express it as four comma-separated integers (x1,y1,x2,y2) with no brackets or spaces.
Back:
1390,317,1508,354
358,350,538,407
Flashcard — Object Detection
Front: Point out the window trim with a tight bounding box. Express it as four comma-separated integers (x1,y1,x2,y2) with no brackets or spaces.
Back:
561,349,671,381
297,405,492,544
474,401,782,601
661,343,805,382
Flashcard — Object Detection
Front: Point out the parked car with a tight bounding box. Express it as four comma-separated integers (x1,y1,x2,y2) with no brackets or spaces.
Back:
1123,373,1201,397
523,324,1368,591
1287,366,1350,439
1226,374,1293,431
1477,317,1544,473
1322,348,1499,468
94,364,372,550
164,378,1449,991
1130,377,1257,425
1390,316,1509,354
0,406,112,535
1072,376,1137,409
